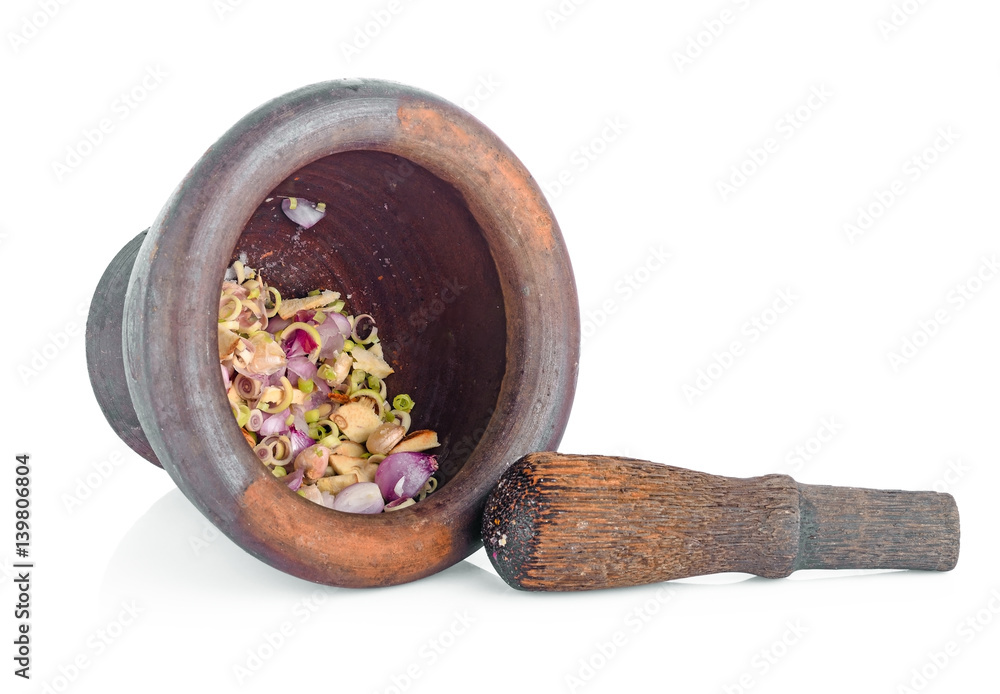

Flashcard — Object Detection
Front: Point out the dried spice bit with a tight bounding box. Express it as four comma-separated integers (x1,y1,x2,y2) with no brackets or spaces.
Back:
357,462,379,484
219,327,242,360
331,441,366,458
321,351,354,385
351,344,394,379
317,471,362,494
329,454,364,476
281,197,327,230
333,398,383,443
277,290,340,320
389,430,440,454
366,422,406,455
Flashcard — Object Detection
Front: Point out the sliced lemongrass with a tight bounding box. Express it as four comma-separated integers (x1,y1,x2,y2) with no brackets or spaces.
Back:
265,287,281,318
390,409,411,433
385,497,416,512
219,294,242,321
254,443,276,466
234,374,262,400
350,313,375,342
308,421,333,441
234,402,251,428
417,476,439,501
241,298,262,318
349,369,367,389
259,376,294,413
246,408,265,432
317,434,340,449
392,394,414,413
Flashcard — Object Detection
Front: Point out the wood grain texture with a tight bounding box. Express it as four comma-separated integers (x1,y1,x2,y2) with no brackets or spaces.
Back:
795,483,959,571
483,453,960,591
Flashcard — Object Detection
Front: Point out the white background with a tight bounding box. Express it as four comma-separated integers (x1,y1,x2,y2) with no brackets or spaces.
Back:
3,1,999,693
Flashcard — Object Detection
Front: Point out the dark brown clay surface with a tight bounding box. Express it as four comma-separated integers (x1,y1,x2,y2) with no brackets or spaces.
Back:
86,230,161,467
89,79,580,587
235,150,506,486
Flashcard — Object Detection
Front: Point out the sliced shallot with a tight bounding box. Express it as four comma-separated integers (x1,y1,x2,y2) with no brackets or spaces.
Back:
375,452,438,502
331,482,384,514
281,197,327,229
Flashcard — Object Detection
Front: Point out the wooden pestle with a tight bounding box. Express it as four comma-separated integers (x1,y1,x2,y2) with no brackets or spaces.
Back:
482,453,960,591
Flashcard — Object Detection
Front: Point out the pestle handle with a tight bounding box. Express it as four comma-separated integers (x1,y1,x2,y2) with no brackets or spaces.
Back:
482,453,960,591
